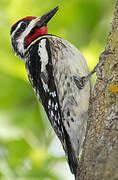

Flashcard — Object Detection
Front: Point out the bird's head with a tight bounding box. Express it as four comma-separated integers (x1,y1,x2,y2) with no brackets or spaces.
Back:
10,7,58,58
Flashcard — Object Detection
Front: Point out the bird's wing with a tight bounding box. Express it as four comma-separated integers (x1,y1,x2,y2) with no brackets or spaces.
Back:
26,36,78,175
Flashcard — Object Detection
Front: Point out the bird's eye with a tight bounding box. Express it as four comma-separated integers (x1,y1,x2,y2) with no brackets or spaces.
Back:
20,22,27,30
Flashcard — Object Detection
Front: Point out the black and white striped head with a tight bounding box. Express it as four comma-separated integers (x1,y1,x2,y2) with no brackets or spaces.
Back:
10,7,58,58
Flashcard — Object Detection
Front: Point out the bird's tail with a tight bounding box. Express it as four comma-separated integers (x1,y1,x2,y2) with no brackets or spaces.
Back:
63,127,78,178
67,146,78,177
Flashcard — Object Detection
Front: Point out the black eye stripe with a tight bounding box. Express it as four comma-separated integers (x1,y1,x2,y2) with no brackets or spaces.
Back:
10,21,20,35
20,22,27,30
10,19,31,35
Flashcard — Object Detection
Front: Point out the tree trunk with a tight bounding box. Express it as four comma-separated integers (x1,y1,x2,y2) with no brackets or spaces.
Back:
76,1,118,180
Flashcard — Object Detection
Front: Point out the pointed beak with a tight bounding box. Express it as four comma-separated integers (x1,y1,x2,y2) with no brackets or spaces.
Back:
36,6,59,27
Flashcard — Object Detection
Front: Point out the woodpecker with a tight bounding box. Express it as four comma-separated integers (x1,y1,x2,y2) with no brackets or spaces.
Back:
10,7,91,177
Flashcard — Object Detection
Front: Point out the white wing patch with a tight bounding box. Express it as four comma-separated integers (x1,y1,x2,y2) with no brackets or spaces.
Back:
38,39,48,72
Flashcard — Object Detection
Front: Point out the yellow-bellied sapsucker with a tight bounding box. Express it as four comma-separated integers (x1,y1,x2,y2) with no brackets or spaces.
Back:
10,7,91,177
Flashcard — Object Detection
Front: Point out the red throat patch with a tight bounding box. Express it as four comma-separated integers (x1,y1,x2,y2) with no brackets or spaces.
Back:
25,26,48,46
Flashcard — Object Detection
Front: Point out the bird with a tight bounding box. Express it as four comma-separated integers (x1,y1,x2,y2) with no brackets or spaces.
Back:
10,7,91,177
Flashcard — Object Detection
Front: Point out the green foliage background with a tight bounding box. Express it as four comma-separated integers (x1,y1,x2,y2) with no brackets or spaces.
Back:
0,0,115,179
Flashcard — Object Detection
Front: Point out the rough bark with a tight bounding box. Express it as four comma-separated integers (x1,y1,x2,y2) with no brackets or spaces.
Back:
76,1,118,180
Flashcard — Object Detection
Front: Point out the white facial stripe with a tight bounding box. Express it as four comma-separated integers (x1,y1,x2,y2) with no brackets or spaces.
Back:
20,19,36,40
17,17,40,42
13,18,40,56
11,17,41,58
11,22,22,39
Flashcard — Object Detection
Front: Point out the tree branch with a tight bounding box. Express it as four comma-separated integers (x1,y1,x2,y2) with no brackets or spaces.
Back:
76,1,118,180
